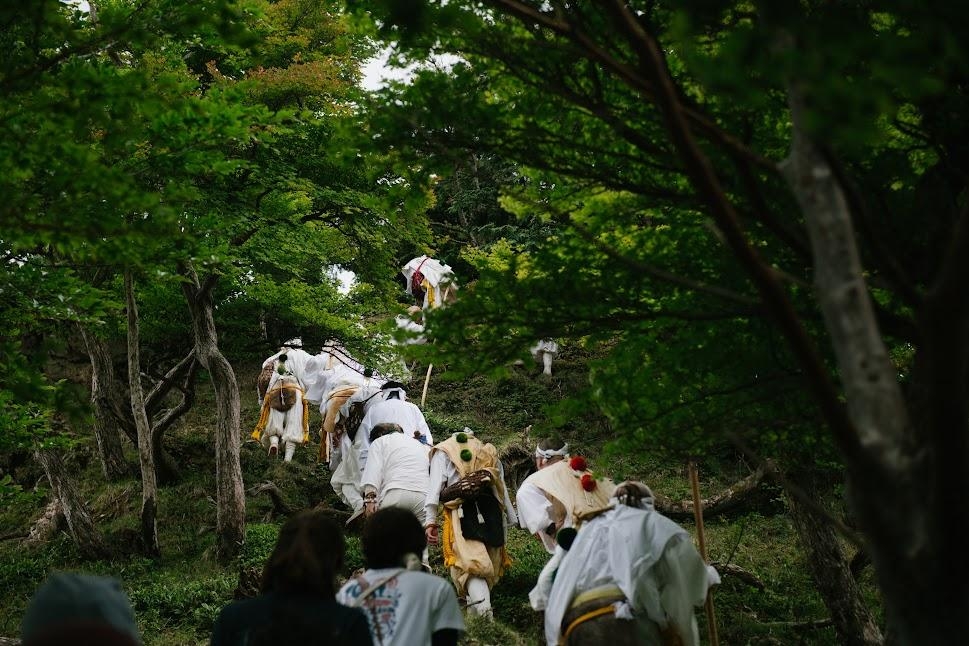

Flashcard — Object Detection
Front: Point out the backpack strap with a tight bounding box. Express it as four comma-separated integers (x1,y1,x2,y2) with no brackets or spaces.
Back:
349,569,405,646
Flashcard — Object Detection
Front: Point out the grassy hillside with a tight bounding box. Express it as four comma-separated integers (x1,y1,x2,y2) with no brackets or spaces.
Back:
0,348,875,644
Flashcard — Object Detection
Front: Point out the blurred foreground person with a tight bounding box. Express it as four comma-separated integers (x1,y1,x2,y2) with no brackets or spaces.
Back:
211,510,372,646
541,481,720,646
21,572,142,646
338,507,464,646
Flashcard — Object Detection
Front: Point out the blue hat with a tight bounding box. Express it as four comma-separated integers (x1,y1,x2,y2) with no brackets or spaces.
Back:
21,572,142,645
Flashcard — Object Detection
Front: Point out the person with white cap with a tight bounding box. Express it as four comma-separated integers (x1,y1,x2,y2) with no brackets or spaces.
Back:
540,481,721,646
20,572,142,646
515,437,616,554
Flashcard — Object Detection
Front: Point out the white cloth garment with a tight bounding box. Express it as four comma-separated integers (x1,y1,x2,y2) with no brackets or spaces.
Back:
339,380,386,420
401,255,456,310
329,426,367,512
337,568,465,646
516,479,562,553
424,441,518,527
393,314,427,345
260,347,317,401
360,433,430,507
542,503,720,646
357,395,433,470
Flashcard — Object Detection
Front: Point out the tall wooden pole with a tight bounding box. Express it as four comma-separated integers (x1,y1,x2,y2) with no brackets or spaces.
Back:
688,459,719,646
420,363,433,407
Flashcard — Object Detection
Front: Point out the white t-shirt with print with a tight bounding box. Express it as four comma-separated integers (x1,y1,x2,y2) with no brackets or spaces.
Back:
337,568,464,646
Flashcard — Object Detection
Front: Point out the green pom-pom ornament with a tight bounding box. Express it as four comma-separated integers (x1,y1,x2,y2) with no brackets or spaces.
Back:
276,364,287,375
456,432,468,443
459,449,473,462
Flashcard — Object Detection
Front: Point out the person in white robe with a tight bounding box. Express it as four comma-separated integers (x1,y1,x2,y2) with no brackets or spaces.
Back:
252,338,318,461
516,438,615,554
360,423,430,524
401,255,458,310
530,339,559,376
539,482,720,646
424,428,517,619
328,415,368,517
356,382,433,473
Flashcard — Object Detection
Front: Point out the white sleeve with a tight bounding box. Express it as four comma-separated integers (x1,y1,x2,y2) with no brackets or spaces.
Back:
430,577,466,634
655,535,719,646
424,451,450,521
498,462,518,525
356,430,372,473
327,434,345,472
416,412,433,445
357,407,376,446
360,438,383,494
516,481,552,534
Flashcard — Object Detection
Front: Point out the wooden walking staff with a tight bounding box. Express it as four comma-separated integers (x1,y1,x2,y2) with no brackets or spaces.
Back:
688,459,720,646
420,363,433,408
419,284,451,408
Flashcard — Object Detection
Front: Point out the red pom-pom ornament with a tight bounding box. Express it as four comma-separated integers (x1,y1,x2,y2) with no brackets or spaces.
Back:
580,474,597,492
569,456,588,472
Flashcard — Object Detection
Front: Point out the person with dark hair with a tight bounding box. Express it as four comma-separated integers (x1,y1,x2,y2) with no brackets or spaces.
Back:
337,508,464,646
516,436,616,553
20,572,142,646
211,511,372,646
360,423,430,525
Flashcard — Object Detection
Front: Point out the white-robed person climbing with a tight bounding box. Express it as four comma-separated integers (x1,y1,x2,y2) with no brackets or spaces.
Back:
360,423,431,524
305,342,380,517
540,481,720,646
356,382,433,472
516,437,616,554
530,339,559,376
401,255,458,310
251,338,318,461
424,428,517,618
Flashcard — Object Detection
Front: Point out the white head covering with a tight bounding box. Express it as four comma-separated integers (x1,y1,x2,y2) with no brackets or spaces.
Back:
534,443,569,459
282,337,303,349
613,480,655,510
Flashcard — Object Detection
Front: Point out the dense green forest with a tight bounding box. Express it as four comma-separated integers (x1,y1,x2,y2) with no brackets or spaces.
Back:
2,1,969,644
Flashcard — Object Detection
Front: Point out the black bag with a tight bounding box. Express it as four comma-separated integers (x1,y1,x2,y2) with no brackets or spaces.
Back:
439,470,492,503
345,401,366,441
459,494,505,548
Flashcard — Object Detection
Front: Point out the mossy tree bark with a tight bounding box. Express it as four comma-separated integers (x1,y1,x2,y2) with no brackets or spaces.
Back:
78,324,134,479
181,261,246,563
786,471,883,645
125,269,161,557
34,448,109,560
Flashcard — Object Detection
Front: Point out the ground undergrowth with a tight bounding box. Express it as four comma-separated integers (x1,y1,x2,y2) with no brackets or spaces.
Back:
0,347,877,644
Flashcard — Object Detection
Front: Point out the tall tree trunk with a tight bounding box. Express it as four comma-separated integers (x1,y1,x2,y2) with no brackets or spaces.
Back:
145,349,199,486
34,448,109,559
78,324,131,480
125,269,160,557
181,261,245,563
786,472,883,645
780,93,942,643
